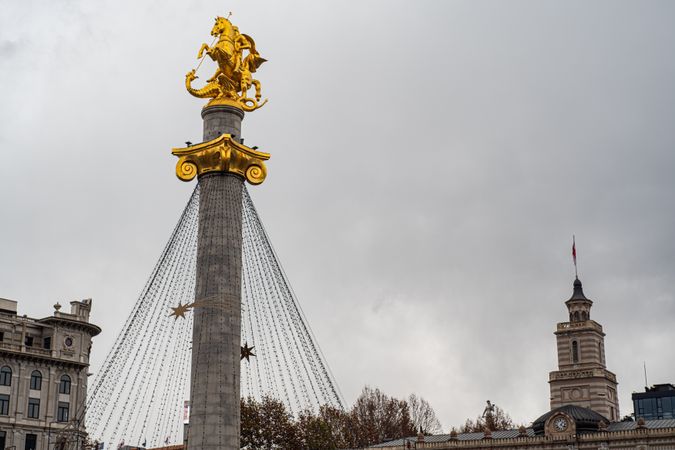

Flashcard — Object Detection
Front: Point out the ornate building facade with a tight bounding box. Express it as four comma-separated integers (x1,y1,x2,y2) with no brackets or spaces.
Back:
0,297,101,450
367,277,675,450
549,278,620,421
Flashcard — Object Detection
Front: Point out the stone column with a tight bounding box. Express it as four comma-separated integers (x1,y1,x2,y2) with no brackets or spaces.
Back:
188,105,245,450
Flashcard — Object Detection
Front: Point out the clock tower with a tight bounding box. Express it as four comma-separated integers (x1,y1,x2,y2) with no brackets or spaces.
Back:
548,277,620,421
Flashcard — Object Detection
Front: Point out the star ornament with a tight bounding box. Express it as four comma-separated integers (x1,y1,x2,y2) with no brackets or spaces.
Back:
169,302,193,320
241,342,256,362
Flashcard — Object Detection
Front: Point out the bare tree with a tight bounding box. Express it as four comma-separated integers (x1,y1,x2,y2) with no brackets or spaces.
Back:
456,402,516,433
408,394,442,434
349,386,416,447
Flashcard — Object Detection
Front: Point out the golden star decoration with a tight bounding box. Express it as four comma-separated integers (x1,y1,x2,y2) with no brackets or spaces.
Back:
241,342,255,362
169,302,193,320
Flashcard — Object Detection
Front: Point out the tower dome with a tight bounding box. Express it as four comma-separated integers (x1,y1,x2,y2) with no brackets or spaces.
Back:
532,405,609,436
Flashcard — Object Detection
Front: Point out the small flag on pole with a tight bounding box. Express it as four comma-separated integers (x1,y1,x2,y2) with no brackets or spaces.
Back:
572,235,578,278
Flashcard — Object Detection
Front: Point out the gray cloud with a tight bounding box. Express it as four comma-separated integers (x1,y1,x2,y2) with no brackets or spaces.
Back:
1,0,674,429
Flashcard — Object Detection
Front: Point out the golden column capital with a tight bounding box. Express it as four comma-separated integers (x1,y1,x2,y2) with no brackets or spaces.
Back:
171,134,270,185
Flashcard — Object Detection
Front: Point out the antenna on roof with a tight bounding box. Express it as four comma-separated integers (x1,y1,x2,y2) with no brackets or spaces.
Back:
644,361,649,389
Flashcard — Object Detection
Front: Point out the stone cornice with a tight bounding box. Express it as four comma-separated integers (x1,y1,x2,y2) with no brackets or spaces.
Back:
38,316,102,337
549,367,617,383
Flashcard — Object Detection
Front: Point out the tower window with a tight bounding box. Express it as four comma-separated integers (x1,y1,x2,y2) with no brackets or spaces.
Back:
0,366,11,386
572,341,579,363
30,370,42,390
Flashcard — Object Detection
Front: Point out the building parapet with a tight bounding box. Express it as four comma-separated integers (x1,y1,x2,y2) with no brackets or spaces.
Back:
556,320,603,334
549,368,617,383
372,426,675,448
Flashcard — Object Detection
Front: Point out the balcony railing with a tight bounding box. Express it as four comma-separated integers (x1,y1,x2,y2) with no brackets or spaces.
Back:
0,341,52,357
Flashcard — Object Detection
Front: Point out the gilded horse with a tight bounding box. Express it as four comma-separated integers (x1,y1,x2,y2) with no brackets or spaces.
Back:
196,16,266,103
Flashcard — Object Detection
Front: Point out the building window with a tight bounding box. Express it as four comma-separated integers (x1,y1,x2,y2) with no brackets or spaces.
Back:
28,398,40,419
43,336,52,350
0,331,4,341
572,341,579,363
25,335,34,347
0,430,6,450
59,374,71,394
0,394,9,415
0,366,11,386
57,402,70,422
30,370,42,390
25,433,37,450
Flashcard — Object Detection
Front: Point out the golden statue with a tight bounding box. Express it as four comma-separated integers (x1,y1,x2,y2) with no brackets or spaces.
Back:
186,16,267,112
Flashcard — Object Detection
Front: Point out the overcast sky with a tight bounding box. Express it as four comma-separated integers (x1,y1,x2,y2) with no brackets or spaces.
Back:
1,0,675,430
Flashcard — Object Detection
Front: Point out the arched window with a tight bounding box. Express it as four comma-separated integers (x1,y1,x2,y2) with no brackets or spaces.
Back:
0,367,11,386
59,375,71,395
572,341,579,363
573,311,580,322
30,370,42,390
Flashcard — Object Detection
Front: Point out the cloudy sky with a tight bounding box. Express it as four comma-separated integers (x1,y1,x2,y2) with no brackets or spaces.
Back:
1,0,675,430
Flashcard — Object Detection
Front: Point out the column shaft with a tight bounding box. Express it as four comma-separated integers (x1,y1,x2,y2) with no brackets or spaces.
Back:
188,105,244,450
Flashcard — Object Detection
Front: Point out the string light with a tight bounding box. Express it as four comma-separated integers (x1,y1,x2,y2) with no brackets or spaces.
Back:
85,185,344,448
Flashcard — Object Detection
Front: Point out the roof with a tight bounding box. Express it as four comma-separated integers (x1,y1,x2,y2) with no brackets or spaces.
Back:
532,404,608,435
607,418,675,431
369,429,536,447
367,418,675,448
567,277,592,302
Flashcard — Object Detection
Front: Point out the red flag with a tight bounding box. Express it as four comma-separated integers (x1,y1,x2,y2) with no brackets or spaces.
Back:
572,236,578,278
572,237,577,266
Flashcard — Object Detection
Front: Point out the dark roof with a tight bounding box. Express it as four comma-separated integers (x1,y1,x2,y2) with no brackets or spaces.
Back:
567,277,591,302
607,418,675,431
532,405,608,435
